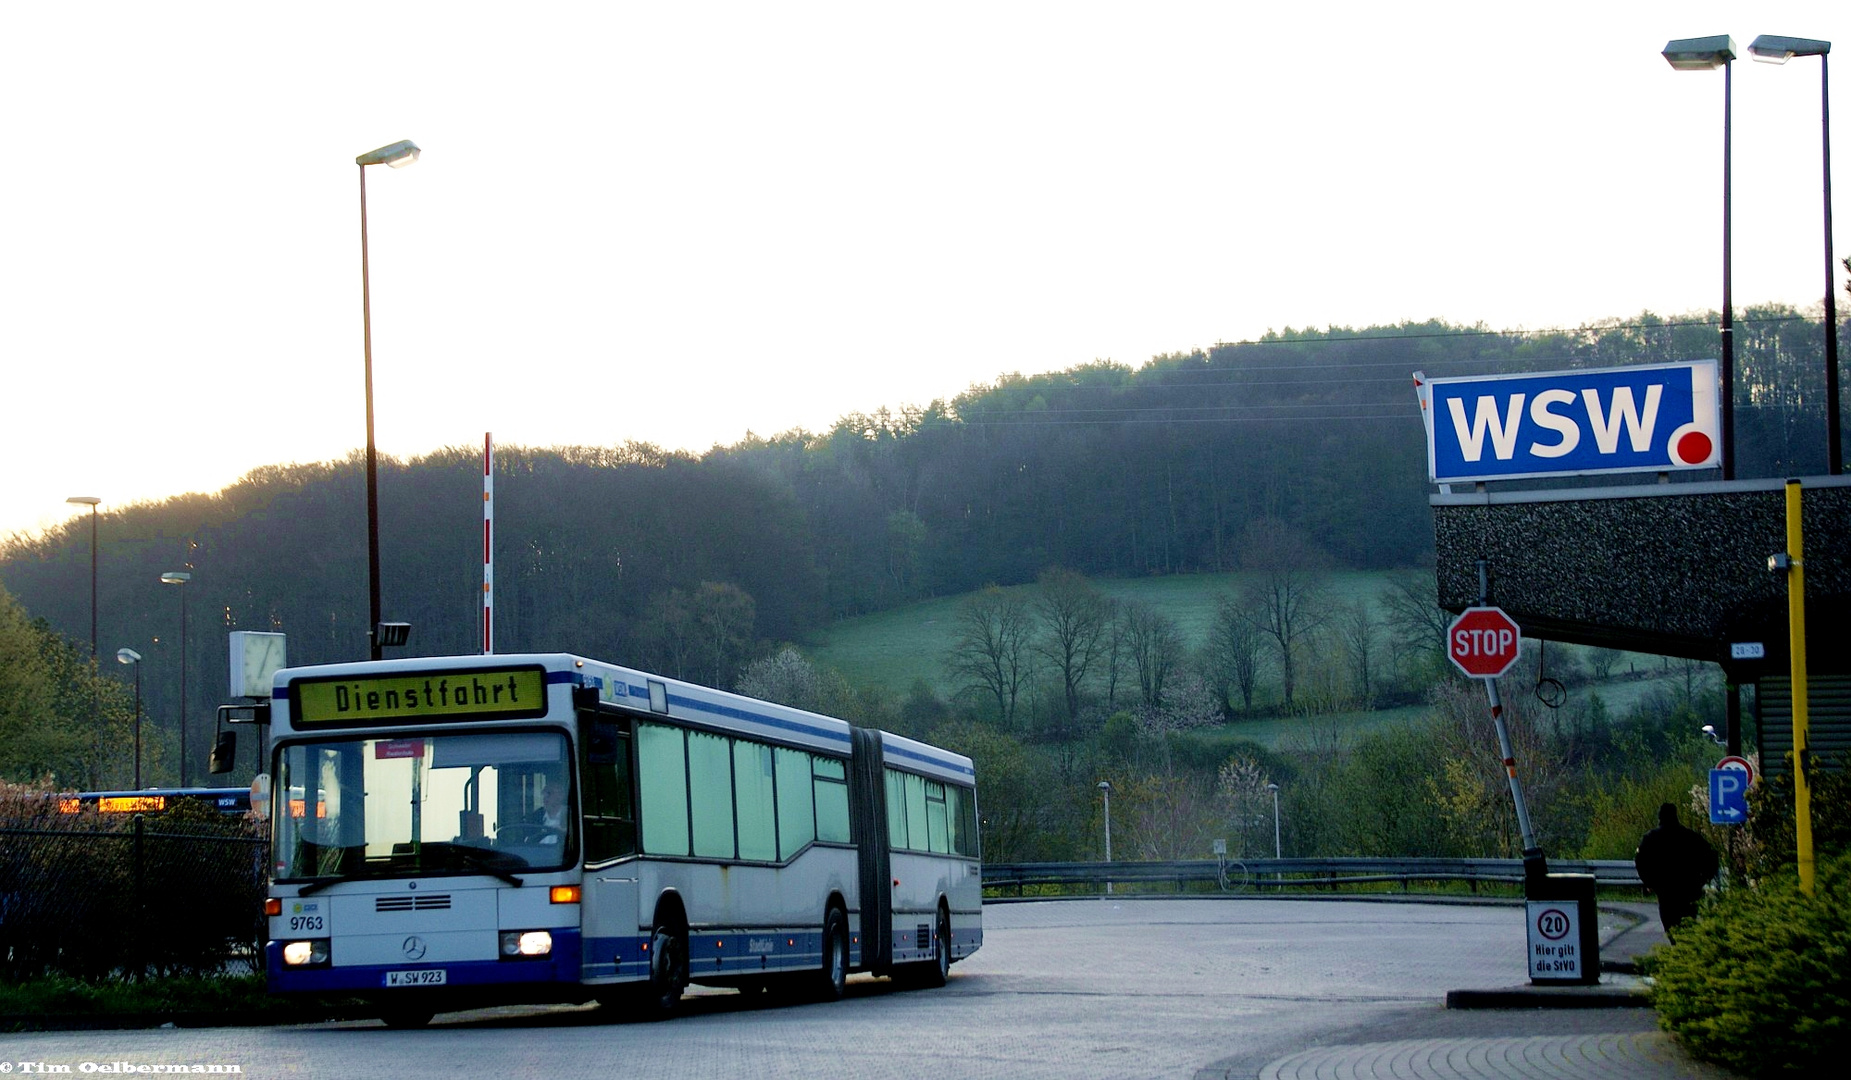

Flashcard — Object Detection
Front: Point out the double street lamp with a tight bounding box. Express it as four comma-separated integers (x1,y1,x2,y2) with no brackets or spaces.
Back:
1747,35,1840,476
357,139,420,661
1665,33,1842,478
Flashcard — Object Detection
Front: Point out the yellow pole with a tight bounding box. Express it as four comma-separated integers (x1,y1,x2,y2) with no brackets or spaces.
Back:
1785,479,1814,897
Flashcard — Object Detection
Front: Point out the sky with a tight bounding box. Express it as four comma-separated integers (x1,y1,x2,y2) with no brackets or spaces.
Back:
4,1,1847,541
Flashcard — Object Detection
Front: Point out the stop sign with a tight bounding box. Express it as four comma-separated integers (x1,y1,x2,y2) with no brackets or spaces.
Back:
1448,606,1522,678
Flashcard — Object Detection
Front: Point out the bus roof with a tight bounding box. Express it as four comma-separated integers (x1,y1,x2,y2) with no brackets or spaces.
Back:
271,652,975,784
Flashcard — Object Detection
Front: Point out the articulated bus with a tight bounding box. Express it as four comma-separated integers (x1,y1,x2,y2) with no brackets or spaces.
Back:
260,653,981,1026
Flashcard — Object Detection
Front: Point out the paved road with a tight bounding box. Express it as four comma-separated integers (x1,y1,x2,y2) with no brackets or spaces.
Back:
1,899,1732,1079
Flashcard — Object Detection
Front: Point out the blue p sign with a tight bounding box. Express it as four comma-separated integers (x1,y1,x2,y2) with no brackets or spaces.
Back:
1710,769,1748,825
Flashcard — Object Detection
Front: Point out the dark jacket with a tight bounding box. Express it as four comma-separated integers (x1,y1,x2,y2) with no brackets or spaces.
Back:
1634,804,1717,903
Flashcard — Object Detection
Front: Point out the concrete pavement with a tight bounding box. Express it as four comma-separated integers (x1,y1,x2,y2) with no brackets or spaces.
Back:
1220,901,1740,1080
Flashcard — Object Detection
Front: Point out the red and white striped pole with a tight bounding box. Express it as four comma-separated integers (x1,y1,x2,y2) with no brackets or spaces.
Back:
482,432,494,654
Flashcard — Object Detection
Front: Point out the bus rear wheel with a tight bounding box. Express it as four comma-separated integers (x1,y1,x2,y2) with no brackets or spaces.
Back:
900,907,950,988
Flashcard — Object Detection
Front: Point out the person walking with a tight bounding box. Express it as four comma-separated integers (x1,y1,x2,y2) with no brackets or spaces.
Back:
1634,802,1718,939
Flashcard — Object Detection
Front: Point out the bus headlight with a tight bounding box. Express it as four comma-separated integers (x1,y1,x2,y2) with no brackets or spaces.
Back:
282,939,330,966
499,930,553,958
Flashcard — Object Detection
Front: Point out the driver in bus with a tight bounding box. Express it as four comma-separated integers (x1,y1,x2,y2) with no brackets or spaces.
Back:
526,781,568,844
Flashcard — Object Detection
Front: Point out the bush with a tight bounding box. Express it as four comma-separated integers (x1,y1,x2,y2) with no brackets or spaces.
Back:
0,784,266,980
1650,849,1851,1076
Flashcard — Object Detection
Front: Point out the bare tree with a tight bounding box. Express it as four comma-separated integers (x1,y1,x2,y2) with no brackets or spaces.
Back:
639,587,696,680
1033,568,1109,724
691,581,756,690
1235,519,1331,711
1121,599,1184,710
1379,571,1451,687
1206,591,1264,714
943,586,1036,727
1334,599,1378,708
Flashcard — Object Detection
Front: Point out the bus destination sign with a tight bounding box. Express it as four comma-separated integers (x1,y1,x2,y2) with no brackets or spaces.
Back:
294,668,547,726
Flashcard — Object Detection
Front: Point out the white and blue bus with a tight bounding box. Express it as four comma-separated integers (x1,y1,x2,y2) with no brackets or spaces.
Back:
260,653,981,1026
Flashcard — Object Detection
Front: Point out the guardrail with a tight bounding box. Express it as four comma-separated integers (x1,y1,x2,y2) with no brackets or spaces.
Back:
981,856,1643,896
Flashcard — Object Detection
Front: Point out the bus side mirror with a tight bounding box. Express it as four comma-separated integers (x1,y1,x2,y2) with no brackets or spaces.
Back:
209,732,237,775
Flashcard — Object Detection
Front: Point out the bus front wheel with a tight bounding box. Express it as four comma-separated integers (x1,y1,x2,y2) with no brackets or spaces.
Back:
637,924,686,1018
813,906,848,1002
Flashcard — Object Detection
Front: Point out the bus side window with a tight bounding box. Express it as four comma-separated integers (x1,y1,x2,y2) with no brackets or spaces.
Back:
638,722,690,856
775,748,814,858
884,768,908,851
580,717,635,862
734,740,776,862
813,755,849,844
904,773,929,852
947,785,974,856
925,779,950,854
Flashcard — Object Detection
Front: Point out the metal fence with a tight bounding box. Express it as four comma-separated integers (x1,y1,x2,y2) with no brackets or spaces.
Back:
980,857,1644,897
0,818,268,980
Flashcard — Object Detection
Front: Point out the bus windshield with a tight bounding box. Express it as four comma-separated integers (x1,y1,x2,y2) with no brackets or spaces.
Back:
274,730,574,882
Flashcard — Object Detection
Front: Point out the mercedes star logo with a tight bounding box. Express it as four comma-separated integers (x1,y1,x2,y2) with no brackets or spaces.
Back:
402,936,427,960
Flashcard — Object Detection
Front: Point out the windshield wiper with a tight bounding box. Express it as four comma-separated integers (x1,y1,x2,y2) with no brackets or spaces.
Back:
423,842,526,887
295,875,345,897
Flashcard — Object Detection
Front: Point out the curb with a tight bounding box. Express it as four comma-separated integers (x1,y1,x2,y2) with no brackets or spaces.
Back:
2,1009,366,1033
1445,983,1653,1009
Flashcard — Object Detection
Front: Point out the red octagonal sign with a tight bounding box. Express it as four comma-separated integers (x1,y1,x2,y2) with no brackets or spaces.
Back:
1448,606,1522,678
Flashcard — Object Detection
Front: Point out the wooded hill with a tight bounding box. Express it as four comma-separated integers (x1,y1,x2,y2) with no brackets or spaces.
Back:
1,309,1840,786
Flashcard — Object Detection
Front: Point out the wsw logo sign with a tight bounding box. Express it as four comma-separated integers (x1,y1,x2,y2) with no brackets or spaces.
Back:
1415,361,1721,484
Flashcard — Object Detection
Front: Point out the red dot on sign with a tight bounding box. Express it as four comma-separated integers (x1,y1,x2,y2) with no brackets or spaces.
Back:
1676,430,1713,465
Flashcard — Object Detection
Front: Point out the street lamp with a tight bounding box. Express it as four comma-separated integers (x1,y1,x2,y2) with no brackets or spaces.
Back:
160,571,191,786
65,497,100,658
117,648,142,788
1267,782,1282,860
357,139,419,661
1097,780,1114,896
1749,35,1840,476
1664,34,1739,480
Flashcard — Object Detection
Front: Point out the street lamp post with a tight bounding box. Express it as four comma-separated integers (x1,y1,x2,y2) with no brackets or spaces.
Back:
1664,35,1739,480
356,138,420,662
1749,35,1840,475
1098,780,1114,896
117,649,142,788
160,572,191,786
66,496,101,786
1267,782,1281,860
65,497,100,657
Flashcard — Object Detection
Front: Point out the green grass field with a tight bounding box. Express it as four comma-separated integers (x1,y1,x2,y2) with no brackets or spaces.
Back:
805,569,1404,698
803,569,1697,751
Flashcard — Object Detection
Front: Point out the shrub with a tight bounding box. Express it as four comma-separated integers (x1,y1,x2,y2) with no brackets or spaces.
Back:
0,784,265,981
1650,849,1851,1076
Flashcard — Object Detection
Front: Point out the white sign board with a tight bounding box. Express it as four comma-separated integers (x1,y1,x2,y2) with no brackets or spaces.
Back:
1526,901,1583,981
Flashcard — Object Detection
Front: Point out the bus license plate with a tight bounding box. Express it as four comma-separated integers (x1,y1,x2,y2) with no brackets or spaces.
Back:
385,969,446,987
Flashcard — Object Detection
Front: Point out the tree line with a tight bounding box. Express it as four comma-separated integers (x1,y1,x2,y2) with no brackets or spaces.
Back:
1,310,1841,789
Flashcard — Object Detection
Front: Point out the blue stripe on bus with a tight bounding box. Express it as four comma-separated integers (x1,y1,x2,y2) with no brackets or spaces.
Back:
881,741,977,780
581,929,830,981
265,931,583,994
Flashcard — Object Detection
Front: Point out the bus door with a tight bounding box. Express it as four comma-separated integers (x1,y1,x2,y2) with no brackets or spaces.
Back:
576,710,642,984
